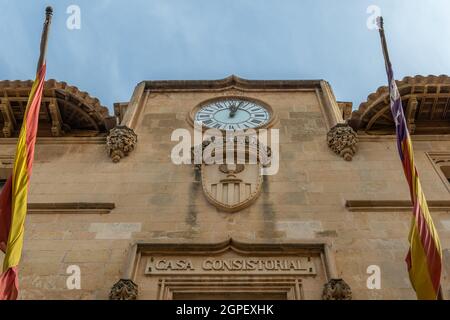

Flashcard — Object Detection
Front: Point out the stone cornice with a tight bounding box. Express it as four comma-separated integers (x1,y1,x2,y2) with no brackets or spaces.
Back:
143,75,324,92
28,202,115,214
356,134,450,142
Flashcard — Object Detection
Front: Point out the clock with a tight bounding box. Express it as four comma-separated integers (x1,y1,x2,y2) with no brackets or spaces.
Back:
194,98,271,130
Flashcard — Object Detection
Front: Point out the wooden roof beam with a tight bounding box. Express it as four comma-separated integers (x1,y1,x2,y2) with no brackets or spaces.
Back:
365,105,390,132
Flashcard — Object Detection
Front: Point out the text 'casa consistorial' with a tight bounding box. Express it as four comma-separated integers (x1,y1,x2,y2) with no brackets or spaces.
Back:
145,256,316,275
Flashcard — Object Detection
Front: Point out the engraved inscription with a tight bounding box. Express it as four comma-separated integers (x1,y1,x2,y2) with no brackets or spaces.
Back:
145,256,316,275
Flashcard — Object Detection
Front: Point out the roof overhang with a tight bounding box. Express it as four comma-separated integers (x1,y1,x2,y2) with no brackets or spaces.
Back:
0,79,114,138
349,75,450,135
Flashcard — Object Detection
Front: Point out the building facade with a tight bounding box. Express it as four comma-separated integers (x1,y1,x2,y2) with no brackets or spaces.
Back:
0,75,449,300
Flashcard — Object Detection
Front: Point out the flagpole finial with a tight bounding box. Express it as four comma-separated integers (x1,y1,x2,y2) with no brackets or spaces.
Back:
37,6,53,73
376,16,384,30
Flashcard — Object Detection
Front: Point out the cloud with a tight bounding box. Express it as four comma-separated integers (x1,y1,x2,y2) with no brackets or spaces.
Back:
0,0,449,112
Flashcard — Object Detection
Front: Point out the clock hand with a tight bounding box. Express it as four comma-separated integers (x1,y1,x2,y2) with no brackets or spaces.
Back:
229,101,243,118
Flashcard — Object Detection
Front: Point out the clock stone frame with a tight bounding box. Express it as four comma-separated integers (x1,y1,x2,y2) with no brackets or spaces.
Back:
187,96,278,131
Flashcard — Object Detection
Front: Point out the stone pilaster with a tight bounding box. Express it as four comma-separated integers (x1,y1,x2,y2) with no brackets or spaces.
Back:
327,123,358,161
106,125,138,163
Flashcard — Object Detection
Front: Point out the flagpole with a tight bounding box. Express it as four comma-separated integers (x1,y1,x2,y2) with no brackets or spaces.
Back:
36,6,53,73
376,16,444,301
377,17,393,82
0,6,53,300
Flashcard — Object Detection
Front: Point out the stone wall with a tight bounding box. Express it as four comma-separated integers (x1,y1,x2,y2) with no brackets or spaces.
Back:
1,85,449,300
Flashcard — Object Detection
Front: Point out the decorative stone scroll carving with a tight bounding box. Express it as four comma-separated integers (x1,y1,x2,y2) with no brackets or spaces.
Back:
106,125,138,163
109,279,138,300
327,123,358,161
322,278,352,300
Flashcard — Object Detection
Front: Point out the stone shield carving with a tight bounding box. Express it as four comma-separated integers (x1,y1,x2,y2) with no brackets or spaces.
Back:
193,135,270,213
201,163,262,213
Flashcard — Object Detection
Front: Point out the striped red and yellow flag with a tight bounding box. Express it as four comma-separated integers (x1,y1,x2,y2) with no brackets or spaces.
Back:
0,63,47,300
378,17,442,300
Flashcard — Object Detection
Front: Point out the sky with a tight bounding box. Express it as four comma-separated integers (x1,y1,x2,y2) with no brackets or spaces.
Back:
1,0,450,113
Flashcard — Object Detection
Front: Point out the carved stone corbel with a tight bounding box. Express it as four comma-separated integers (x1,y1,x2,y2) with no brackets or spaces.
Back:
48,98,64,137
0,100,16,138
406,96,418,134
106,125,138,163
322,278,352,300
109,279,138,300
327,123,358,161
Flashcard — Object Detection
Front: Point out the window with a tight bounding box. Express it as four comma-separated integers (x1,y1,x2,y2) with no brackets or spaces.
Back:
427,153,450,192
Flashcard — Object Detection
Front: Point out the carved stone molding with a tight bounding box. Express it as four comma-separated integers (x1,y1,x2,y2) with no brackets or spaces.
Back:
322,278,352,300
106,125,138,163
187,95,278,130
327,123,358,161
120,240,336,300
109,279,138,300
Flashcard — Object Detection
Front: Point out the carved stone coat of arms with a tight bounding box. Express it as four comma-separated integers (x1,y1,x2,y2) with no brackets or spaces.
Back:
192,136,271,213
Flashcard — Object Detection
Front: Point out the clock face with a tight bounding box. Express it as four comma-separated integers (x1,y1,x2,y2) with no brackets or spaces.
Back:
194,98,270,130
